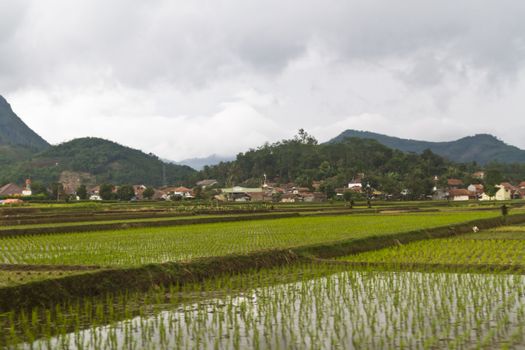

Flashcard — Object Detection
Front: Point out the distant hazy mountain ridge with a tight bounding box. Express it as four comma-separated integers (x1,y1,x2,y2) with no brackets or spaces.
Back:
176,154,236,170
330,130,525,164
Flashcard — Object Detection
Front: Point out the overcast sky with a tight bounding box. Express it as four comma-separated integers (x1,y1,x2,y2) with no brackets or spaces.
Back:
2,0,525,160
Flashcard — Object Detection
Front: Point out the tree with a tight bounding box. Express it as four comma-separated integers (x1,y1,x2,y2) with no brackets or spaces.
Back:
192,186,203,200
143,187,155,200
99,184,115,200
318,161,333,178
484,184,499,198
484,169,503,187
378,173,402,198
51,183,65,201
404,170,433,200
117,185,135,201
294,128,318,145
76,184,88,200
31,182,49,197
343,190,353,203
343,190,354,207
319,179,337,199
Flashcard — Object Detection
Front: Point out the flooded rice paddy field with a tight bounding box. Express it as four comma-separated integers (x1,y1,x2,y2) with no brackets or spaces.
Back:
4,263,525,349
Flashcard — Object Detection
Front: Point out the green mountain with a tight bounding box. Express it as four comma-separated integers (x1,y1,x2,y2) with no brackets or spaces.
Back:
0,95,50,168
329,130,525,165
3,137,196,186
200,131,456,198
0,95,49,150
0,95,195,187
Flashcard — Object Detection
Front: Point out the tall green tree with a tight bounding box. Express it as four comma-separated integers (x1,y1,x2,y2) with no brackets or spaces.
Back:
117,185,135,201
99,184,115,200
484,169,503,187
143,187,155,200
51,183,65,201
31,182,49,197
76,184,88,200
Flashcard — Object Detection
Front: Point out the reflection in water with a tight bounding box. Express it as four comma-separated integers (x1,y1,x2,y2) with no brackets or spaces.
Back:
18,270,525,349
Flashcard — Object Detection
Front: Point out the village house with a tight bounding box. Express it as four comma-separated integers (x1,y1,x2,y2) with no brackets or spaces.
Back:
171,186,194,199
292,187,310,195
347,180,363,192
432,188,448,200
196,179,218,189
311,181,322,191
480,183,515,201
302,192,328,202
501,182,520,199
221,186,263,202
246,192,274,202
335,188,346,198
448,189,473,201
0,183,24,197
472,171,485,180
280,193,297,203
131,185,147,200
22,179,32,196
467,184,484,199
88,186,102,200
447,178,464,190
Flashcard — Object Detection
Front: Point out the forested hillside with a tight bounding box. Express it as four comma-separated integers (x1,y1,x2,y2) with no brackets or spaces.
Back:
199,130,475,197
0,95,49,150
1,137,196,186
0,95,51,170
330,130,525,164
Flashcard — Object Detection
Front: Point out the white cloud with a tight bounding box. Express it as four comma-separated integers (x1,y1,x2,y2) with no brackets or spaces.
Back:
3,0,525,159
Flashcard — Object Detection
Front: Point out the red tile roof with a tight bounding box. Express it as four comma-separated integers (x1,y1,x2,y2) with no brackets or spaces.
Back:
500,182,518,191
0,183,24,196
448,189,471,197
470,184,484,193
173,186,192,193
447,178,463,186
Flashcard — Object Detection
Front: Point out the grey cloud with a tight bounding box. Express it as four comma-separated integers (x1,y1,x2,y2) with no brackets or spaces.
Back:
2,0,525,91
3,0,525,158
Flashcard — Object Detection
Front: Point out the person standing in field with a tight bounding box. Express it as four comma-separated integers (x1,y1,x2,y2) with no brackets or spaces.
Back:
501,204,508,217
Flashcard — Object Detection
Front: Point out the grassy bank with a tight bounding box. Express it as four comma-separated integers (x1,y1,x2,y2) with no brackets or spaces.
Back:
0,212,301,238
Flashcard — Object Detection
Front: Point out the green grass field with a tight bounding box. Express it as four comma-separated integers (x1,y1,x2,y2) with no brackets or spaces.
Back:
0,211,499,266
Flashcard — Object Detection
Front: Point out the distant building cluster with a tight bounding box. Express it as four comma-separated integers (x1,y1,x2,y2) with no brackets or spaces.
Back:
433,172,525,201
2,171,525,204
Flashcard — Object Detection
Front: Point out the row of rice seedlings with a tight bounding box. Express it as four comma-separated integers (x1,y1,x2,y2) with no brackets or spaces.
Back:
0,211,499,266
2,263,525,349
340,237,525,267
0,263,343,346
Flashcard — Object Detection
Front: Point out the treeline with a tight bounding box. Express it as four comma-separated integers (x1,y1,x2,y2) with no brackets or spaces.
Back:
198,130,515,199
